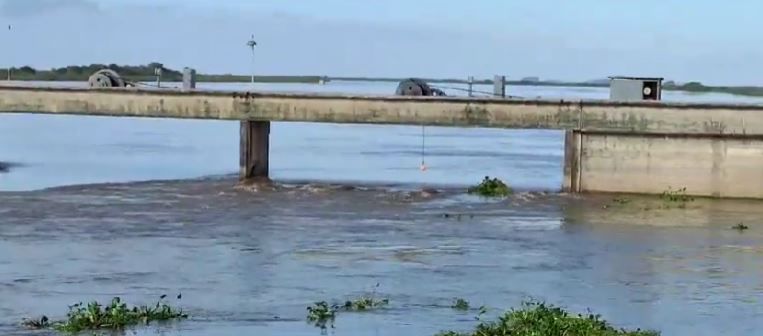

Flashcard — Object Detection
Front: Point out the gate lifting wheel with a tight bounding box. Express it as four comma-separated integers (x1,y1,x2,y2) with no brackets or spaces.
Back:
395,78,446,96
88,69,126,88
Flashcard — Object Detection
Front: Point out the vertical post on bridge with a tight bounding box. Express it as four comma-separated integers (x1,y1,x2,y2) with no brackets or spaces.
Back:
239,120,270,181
182,67,196,90
493,75,506,98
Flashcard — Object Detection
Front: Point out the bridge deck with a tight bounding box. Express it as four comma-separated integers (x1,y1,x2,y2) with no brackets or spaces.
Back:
1,85,763,134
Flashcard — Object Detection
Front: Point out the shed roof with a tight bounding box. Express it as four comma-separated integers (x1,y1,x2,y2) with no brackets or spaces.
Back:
608,76,664,81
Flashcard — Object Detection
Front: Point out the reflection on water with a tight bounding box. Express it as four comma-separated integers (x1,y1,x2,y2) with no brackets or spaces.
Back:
1,180,763,336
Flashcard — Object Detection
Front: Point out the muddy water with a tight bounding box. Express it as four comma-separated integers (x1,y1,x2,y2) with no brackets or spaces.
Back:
1,179,763,336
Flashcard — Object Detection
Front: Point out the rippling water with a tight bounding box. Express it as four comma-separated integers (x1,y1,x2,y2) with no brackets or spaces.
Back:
2,82,763,335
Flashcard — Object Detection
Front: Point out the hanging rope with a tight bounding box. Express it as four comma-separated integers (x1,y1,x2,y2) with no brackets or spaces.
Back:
420,124,428,171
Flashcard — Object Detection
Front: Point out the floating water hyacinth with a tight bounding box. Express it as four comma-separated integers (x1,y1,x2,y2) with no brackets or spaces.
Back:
435,301,659,336
22,295,187,333
468,176,512,197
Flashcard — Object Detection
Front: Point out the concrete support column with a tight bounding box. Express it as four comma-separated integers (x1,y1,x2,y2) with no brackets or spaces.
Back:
562,129,582,193
239,120,270,181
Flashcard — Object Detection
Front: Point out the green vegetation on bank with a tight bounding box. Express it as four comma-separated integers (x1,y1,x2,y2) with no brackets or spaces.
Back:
22,295,187,333
3,63,763,97
436,301,659,336
0,63,324,83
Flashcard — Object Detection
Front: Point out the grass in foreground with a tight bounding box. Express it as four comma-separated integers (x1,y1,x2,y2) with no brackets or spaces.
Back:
23,295,187,333
468,176,512,197
436,301,659,336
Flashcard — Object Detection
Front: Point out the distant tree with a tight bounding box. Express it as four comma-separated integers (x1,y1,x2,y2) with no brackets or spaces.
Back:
19,66,35,74
682,82,706,91
67,66,84,74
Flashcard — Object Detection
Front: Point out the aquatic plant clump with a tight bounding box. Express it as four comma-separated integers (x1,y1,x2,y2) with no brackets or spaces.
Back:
306,301,337,330
660,187,694,203
468,176,512,197
435,301,659,336
452,298,470,311
307,288,390,330
53,296,187,333
342,297,389,311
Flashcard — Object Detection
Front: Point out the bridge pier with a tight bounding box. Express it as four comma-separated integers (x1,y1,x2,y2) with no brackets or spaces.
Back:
239,120,270,181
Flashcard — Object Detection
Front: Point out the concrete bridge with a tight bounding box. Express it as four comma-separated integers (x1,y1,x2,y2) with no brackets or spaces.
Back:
2,85,763,198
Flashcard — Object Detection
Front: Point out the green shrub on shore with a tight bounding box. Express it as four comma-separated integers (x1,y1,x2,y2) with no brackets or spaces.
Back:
436,301,659,336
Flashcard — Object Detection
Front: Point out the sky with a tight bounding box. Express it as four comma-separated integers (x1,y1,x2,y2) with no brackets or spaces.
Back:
0,0,761,85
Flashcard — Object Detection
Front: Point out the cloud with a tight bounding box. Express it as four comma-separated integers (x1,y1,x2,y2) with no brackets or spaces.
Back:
0,0,99,17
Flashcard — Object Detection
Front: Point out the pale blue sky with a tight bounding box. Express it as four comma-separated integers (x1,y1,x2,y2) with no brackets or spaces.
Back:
1,0,761,85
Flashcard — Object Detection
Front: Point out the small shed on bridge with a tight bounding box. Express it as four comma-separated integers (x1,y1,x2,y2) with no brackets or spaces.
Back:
609,76,663,101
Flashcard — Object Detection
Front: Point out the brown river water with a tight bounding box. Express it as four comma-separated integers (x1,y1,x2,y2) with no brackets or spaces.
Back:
1,177,763,336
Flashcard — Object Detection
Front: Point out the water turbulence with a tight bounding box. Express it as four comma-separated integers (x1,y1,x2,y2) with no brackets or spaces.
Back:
1,177,763,336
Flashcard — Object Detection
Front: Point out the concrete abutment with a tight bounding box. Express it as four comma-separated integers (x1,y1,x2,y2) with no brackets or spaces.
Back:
564,129,763,198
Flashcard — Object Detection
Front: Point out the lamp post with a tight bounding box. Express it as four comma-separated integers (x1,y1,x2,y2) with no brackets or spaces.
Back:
6,24,11,81
246,34,257,87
